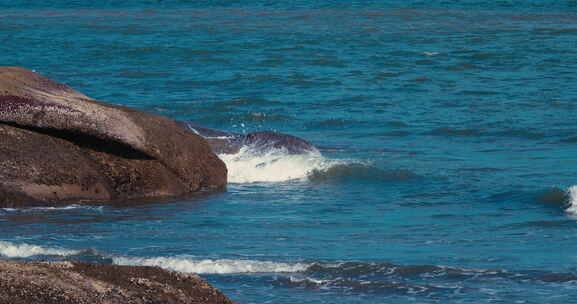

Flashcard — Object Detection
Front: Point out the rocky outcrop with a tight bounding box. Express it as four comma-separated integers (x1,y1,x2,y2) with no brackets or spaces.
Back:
0,67,227,207
0,259,236,304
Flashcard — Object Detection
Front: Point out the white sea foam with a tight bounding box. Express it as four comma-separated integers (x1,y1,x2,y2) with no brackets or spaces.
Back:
0,240,310,275
565,185,577,216
1,204,103,212
112,256,310,274
218,147,354,183
289,276,331,285
0,241,80,258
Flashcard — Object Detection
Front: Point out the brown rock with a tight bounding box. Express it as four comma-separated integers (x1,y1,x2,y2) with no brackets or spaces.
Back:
0,259,237,304
0,67,227,207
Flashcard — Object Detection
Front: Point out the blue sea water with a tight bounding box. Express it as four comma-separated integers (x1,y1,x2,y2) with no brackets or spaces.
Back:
3,1,577,303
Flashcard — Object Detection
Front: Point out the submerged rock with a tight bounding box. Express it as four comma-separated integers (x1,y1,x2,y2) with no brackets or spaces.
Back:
184,122,318,155
0,259,236,304
0,67,227,207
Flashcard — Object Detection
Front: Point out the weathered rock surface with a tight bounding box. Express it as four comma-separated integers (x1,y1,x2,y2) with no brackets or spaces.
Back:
0,67,227,207
0,259,236,304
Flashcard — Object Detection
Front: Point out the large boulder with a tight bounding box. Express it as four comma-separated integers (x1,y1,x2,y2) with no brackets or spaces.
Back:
0,67,227,207
0,259,236,304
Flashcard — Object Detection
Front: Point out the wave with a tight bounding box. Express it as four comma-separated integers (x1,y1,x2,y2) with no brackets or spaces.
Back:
0,241,80,258
4,240,577,295
536,185,577,217
490,187,577,217
218,146,363,183
0,239,509,282
304,261,501,278
298,261,577,290
0,240,310,274
277,275,444,296
218,144,415,184
113,256,310,274
1,204,104,213
564,185,577,216
286,261,577,295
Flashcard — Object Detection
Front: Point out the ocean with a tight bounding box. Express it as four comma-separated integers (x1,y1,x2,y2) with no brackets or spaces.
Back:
2,1,577,303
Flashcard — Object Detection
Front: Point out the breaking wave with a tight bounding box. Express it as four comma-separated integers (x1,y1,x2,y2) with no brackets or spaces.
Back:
0,241,80,258
564,185,577,216
539,185,577,216
217,145,415,184
0,240,309,274
4,240,577,298
218,146,366,183
113,256,310,274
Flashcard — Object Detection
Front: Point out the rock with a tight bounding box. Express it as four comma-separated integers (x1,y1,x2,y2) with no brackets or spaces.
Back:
0,67,227,207
183,122,319,155
0,259,237,304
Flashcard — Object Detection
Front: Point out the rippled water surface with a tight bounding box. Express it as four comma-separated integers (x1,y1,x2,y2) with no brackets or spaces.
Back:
2,1,577,303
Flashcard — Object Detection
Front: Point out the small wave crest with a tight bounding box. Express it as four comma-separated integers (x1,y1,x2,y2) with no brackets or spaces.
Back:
0,241,80,258
113,256,310,274
564,185,577,216
539,185,577,216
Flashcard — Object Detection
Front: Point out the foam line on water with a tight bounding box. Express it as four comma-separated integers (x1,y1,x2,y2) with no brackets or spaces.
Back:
218,146,360,183
0,240,311,274
112,256,311,274
1,204,103,212
0,241,80,258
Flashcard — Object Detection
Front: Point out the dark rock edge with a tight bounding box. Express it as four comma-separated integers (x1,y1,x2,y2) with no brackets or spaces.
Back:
0,259,237,304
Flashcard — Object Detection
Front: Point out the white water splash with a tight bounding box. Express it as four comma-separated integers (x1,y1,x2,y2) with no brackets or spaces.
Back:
113,256,310,274
218,147,355,183
0,241,80,258
565,185,577,216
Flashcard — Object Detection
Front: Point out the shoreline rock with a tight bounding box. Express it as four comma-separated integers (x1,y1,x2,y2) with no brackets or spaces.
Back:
0,67,227,207
0,259,236,304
